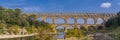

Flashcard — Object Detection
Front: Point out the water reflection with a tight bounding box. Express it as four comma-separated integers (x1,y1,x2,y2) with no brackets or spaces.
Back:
0,32,64,40
56,32,64,39
0,36,35,40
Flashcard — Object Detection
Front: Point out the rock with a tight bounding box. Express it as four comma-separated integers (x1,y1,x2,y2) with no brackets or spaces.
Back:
94,33,115,40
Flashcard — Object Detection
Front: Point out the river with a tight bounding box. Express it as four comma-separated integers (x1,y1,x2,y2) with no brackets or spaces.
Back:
0,32,64,40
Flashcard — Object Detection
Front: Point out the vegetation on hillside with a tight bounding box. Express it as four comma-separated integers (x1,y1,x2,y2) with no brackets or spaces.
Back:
0,6,54,35
104,12,120,40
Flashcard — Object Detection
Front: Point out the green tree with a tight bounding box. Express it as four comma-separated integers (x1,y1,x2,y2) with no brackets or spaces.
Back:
0,6,6,20
105,12,120,28
6,9,14,13
14,8,22,17
0,6,5,10
104,12,120,40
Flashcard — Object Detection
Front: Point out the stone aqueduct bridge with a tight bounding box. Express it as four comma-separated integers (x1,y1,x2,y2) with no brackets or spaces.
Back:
28,13,116,32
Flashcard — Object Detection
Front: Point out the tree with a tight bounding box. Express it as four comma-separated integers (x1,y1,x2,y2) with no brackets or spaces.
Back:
0,6,55,37
0,6,6,20
117,12,120,16
0,6,5,10
27,14,37,26
97,25,103,30
21,19,30,27
0,23,6,34
105,12,120,28
6,9,14,13
14,8,22,16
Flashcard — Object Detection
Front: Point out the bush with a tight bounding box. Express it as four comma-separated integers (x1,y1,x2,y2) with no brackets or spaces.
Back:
14,25,20,34
27,25,36,34
96,25,105,33
117,32,120,39
7,27,13,35
0,23,6,28
66,29,84,38
0,23,6,34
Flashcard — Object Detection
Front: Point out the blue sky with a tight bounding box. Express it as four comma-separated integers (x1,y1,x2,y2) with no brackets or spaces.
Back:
0,0,120,13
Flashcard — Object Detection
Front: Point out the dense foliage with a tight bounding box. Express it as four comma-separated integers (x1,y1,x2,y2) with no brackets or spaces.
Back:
0,6,54,35
105,12,120,28
0,6,56,40
0,6,48,28
104,12,120,39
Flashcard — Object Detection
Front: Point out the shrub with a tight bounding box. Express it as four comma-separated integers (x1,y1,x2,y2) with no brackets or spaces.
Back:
14,25,20,34
66,29,84,38
0,23,6,28
0,23,6,34
27,25,36,34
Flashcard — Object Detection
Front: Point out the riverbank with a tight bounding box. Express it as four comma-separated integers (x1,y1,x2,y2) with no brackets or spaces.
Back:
0,33,38,39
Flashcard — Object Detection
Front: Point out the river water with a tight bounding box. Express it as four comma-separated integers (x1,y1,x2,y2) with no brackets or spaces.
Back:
0,32,64,40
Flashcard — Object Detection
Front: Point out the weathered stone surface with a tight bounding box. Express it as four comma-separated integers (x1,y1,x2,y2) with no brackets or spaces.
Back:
28,13,116,32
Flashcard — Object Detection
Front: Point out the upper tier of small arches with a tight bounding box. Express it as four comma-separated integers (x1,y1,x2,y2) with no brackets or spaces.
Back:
27,13,116,18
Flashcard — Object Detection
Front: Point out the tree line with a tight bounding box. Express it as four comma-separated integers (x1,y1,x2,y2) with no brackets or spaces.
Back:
0,6,50,28
105,12,120,28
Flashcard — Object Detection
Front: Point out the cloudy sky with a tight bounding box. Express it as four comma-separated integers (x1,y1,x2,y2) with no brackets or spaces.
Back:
0,0,120,13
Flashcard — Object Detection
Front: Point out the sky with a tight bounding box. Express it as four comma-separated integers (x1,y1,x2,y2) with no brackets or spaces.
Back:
0,0,120,13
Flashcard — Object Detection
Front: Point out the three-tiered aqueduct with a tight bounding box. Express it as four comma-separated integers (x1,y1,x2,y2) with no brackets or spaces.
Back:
27,13,116,32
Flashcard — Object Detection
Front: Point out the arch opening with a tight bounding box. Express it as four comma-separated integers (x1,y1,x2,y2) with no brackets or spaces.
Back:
97,18,103,24
66,26,74,29
77,18,84,24
56,25,64,30
46,17,52,24
56,18,64,24
67,18,74,24
87,18,94,25
56,25,64,39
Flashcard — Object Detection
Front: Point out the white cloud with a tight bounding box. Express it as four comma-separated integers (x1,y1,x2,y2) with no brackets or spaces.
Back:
100,2,111,8
22,6,43,12
4,3,25,6
11,0,26,2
